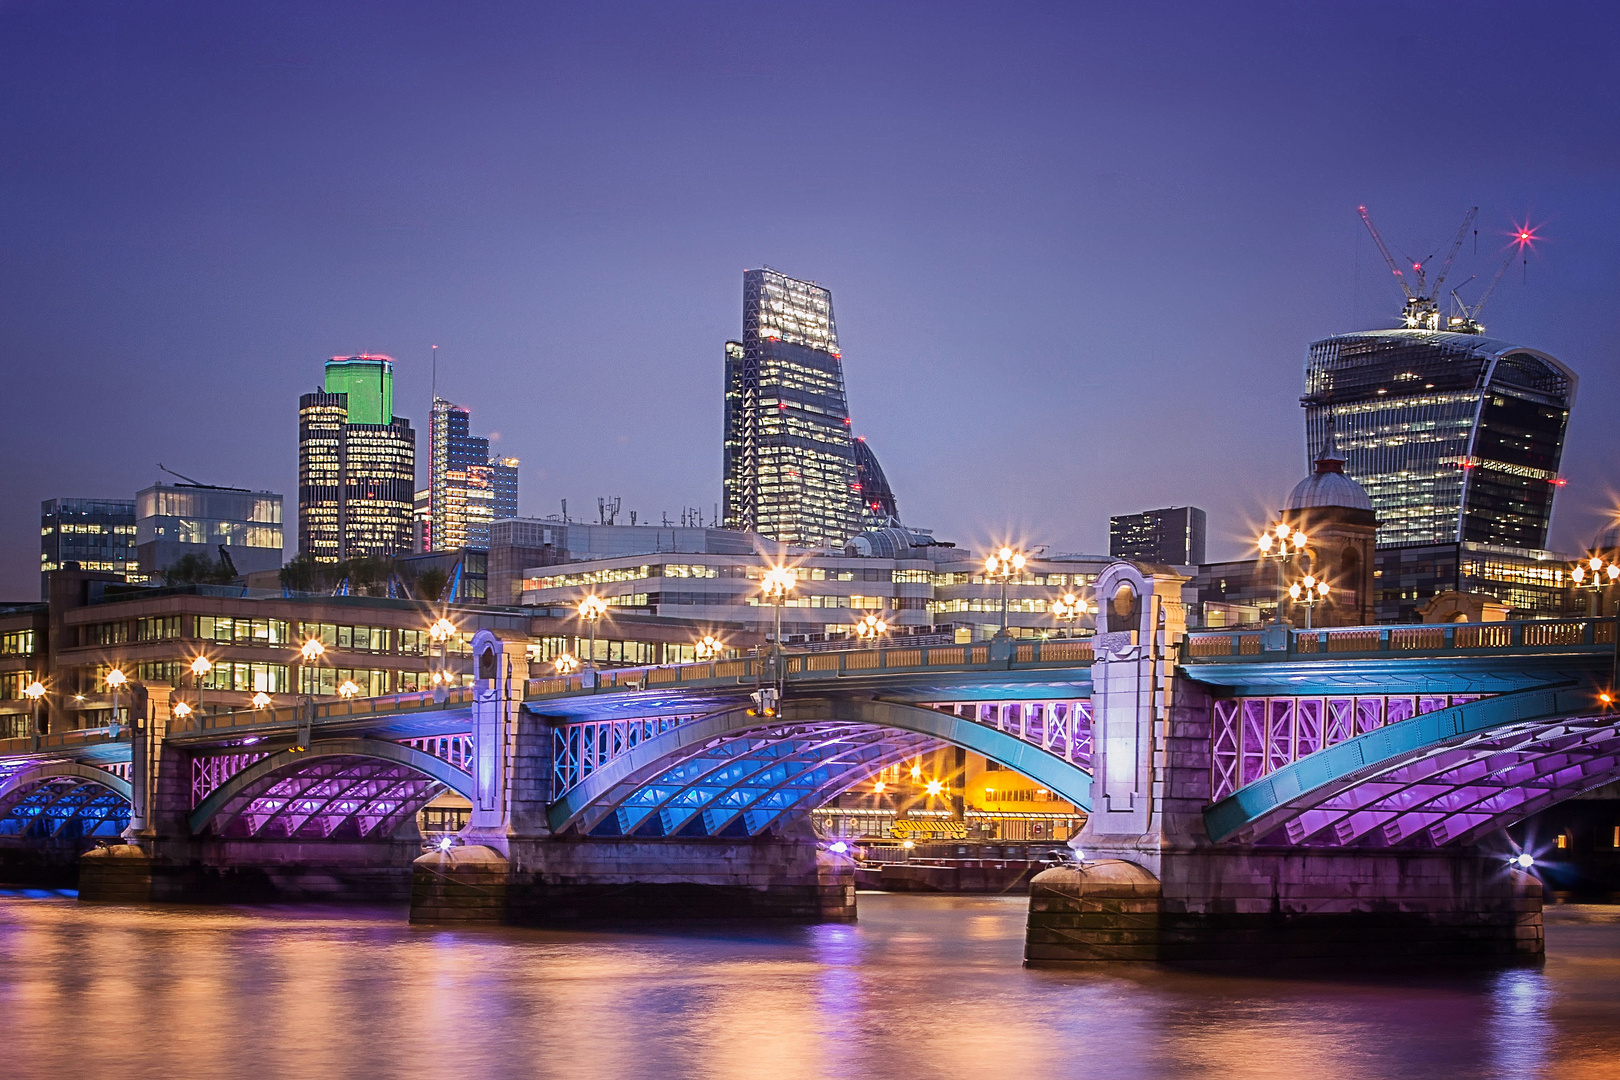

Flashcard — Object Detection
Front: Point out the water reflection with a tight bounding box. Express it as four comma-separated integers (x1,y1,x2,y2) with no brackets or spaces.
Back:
0,893,1614,1080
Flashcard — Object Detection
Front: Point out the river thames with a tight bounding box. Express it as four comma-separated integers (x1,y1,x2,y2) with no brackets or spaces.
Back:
1,891,1617,1079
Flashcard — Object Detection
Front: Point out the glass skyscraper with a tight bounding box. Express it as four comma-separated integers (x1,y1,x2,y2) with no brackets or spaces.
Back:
1302,330,1576,549
298,355,416,562
428,398,519,552
852,437,899,529
723,268,861,547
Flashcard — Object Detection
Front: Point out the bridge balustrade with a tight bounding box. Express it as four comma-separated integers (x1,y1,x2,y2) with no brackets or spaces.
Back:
1184,616,1617,662
523,639,1094,700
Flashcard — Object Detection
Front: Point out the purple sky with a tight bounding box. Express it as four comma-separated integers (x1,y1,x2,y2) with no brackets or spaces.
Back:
3,2,1618,598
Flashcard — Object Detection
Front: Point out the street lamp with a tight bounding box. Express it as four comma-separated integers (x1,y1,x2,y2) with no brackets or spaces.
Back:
985,547,1026,637
578,595,609,670
694,635,723,662
105,667,127,731
1287,574,1331,630
760,567,796,653
297,636,325,715
338,680,360,700
189,655,212,724
854,612,888,642
428,616,456,699
1570,555,1620,617
23,679,45,739
171,701,193,724
553,653,580,676
1051,592,1095,638
251,692,272,709
1258,522,1308,623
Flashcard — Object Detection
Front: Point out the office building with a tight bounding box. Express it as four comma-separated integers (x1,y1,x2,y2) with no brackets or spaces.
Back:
488,520,764,607
1110,505,1206,566
39,499,139,598
852,437,900,528
1373,542,1576,622
1302,330,1576,549
427,398,518,552
723,268,861,548
520,529,1113,644
298,355,416,562
135,482,283,579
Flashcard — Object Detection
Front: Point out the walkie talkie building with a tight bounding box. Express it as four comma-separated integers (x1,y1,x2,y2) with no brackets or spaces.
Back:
1301,330,1576,549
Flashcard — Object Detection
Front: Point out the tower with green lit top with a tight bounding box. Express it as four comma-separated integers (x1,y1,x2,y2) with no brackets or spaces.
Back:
298,355,416,562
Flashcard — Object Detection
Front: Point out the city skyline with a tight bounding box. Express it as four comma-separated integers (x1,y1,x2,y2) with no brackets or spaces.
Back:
2,5,1619,599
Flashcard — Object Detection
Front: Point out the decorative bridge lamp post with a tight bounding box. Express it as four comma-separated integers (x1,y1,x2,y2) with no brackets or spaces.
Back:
338,680,360,702
694,635,723,663
1570,555,1619,618
428,616,456,702
251,692,272,710
1287,575,1330,630
553,653,580,676
578,595,609,673
105,667,127,733
985,547,1026,637
854,613,888,643
189,655,212,726
1258,523,1308,623
298,636,326,720
1051,592,1095,638
761,567,797,704
24,679,45,741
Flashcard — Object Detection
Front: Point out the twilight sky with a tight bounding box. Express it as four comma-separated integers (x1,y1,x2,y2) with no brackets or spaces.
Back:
3,1,1618,598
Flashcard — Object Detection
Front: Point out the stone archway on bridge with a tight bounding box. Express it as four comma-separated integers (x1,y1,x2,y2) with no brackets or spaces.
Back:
0,762,132,841
546,695,1094,839
188,739,475,841
1204,686,1620,848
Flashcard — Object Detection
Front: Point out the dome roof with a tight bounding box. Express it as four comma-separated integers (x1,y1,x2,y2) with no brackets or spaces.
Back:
1286,428,1373,512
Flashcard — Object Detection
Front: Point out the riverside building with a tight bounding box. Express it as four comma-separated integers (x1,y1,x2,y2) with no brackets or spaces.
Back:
427,398,518,552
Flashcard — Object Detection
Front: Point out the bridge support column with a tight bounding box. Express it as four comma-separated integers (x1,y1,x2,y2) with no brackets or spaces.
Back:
1025,560,1544,967
503,830,856,923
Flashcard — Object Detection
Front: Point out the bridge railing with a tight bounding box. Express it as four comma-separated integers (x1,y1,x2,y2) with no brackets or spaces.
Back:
1183,616,1617,663
0,726,128,761
179,684,477,738
525,638,1096,699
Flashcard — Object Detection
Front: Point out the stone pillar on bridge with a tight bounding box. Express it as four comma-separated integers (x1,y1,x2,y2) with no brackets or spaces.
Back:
412,628,536,922
1026,560,1543,967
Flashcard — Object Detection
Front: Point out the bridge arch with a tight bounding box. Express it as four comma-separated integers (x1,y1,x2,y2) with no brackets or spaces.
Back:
0,762,132,840
189,738,474,840
1205,686,1619,848
548,695,1093,838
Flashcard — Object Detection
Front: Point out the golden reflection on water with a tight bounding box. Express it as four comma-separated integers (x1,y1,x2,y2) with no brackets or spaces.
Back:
0,892,1617,1080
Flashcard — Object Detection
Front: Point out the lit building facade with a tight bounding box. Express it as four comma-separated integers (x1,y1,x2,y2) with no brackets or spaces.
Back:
39,499,139,597
521,532,1113,644
298,355,416,562
1110,505,1206,566
136,482,283,578
427,398,518,552
1302,330,1576,549
723,268,861,548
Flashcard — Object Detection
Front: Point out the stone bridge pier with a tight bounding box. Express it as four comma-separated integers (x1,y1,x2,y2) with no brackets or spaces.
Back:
1025,562,1542,968
410,630,854,924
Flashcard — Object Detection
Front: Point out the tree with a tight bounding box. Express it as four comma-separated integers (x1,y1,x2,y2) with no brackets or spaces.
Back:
163,553,234,586
415,567,450,603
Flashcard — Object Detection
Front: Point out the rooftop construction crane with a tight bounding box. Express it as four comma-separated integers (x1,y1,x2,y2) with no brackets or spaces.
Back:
1357,205,1478,331
1446,223,1536,335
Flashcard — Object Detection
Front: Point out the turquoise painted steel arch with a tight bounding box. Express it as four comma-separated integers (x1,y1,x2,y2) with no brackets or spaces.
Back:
0,761,132,805
1204,685,1596,843
188,738,475,836
548,695,1093,834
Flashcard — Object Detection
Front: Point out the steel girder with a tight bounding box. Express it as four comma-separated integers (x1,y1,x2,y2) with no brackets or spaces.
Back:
547,695,1095,837
1205,686,1620,847
189,738,475,839
0,762,132,839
